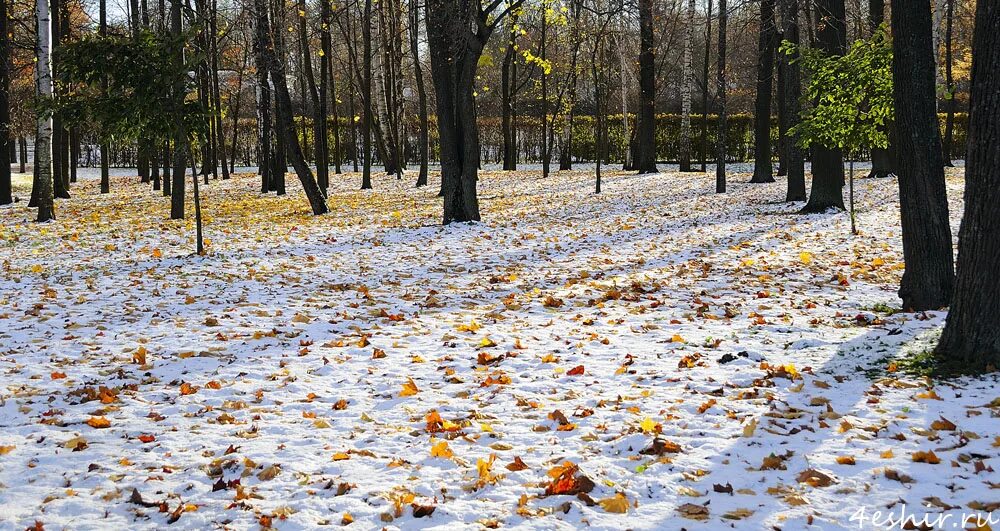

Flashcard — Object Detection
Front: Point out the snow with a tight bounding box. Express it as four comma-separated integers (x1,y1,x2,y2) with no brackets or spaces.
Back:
0,165,997,530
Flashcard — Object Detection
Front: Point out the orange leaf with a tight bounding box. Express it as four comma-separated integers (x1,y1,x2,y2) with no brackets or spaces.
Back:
399,377,420,397
86,416,111,429
912,450,941,464
567,365,585,376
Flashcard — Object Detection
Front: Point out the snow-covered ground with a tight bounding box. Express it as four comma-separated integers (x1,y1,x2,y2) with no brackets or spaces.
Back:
1,166,997,530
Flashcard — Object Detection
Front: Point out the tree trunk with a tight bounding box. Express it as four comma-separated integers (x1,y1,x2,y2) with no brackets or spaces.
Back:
361,0,372,189
942,0,955,166
409,0,429,186
298,0,327,194
319,0,332,182
169,0,186,220
700,0,712,172
679,0,695,172
268,0,327,214
779,0,805,201
635,0,657,174
50,0,68,200
539,6,549,178
210,0,229,180
802,0,846,212
69,126,78,182
751,0,776,183
891,0,954,311
715,0,727,192
500,14,518,171
775,40,787,177
0,0,11,206
425,0,492,223
99,0,110,194
935,0,1000,371
867,0,895,179
253,0,272,193
162,143,171,196
34,0,54,221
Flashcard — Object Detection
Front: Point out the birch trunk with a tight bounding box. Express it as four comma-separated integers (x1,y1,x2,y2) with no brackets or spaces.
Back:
34,0,54,221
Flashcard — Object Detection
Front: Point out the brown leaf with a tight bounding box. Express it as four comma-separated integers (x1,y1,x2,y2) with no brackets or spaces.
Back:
640,438,682,456
796,469,835,488
506,456,529,471
411,503,436,518
676,503,709,520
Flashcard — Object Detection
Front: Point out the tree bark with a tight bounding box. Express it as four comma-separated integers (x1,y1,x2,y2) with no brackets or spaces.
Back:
50,0,68,199
715,0,727,192
750,0,776,183
409,0,429,186
100,0,110,194
425,0,508,222
34,0,54,221
891,0,954,311
298,0,327,194
802,0,846,212
0,0,11,206
942,0,955,166
253,0,272,194
700,0,712,172
778,0,805,201
935,0,1000,371
361,0,373,189
268,0,327,213
500,13,519,171
679,0,695,172
169,0,186,220
635,0,657,174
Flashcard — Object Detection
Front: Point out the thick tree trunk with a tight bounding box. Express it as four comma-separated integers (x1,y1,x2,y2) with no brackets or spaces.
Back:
679,0,695,172
935,0,1000,371
715,0,727,192
779,0,805,201
635,0,657,174
0,0,11,206
802,0,846,212
253,0,272,193
750,0,776,183
50,0,68,200
425,0,492,223
34,0,54,221
169,0,186,220
891,0,954,311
